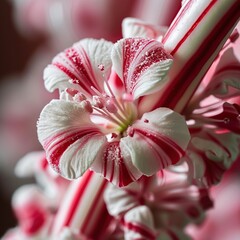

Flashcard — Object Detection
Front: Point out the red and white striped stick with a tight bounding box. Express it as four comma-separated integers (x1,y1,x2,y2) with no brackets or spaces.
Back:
51,171,113,239
139,0,239,113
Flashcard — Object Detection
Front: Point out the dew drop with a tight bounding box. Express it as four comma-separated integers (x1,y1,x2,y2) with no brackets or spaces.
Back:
98,64,105,71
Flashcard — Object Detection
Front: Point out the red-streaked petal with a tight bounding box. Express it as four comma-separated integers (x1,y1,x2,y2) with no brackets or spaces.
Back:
122,17,167,40
14,151,45,178
209,102,240,134
112,38,173,99
200,47,240,100
189,131,239,187
104,183,139,217
121,108,190,175
44,39,113,95
91,141,143,187
123,206,156,240
37,99,107,179
12,185,48,235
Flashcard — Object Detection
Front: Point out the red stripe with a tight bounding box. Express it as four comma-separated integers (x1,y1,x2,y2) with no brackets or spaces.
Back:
62,171,93,227
214,64,240,76
135,128,185,165
39,156,48,170
67,47,100,92
81,179,113,239
103,142,136,187
170,0,217,55
80,179,107,234
44,129,101,173
52,63,92,95
162,0,193,44
166,229,180,240
118,157,137,187
90,204,112,240
123,221,156,239
156,1,240,111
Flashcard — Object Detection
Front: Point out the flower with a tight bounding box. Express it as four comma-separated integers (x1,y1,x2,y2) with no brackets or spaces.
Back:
182,36,240,187
104,171,212,239
2,185,52,240
37,37,190,187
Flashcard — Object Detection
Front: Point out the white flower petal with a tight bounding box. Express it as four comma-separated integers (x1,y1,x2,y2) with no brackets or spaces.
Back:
14,151,45,178
112,38,173,100
44,38,113,94
191,132,239,168
121,108,190,175
122,17,167,39
104,183,139,217
12,185,49,236
203,48,240,99
91,141,142,187
123,206,156,240
186,130,239,187
37,99,107,179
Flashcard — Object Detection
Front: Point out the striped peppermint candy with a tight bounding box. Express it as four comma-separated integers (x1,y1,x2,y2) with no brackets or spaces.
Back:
138,0,240,115
51,170,113,239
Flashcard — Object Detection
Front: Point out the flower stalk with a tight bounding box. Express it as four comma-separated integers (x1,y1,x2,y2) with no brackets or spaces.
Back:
139,0,240,113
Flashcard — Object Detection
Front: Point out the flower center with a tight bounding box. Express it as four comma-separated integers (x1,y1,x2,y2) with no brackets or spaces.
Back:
66,78,137,138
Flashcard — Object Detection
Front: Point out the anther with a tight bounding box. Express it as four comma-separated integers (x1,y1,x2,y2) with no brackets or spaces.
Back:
106,98,118,113
73,93,87,102
69,79,80,84
66,88,79,97
92,96,105,109
111,133,118,139
127,127,135,137
81,100,93,113
122,93,133,102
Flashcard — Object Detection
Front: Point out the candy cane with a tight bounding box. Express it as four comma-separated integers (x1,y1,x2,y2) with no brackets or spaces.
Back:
139,0,239,113
51,171,113,239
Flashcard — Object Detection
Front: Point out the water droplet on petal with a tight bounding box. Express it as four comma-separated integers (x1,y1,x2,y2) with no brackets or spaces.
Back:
98,64,105,71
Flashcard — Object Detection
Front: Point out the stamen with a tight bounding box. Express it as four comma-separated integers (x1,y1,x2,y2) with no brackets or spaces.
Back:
223,29,239,50
103,78,126,115
193,115,230,125
91,83,128,124
127,126,135,137
81,100,93,113
92,96,105,108
123,93,134,102
92,108,123,127
111,133,118,139
66,88,79,97
69,79,80,84
91,86,103,97
73,93,87,102
105,99,118,113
